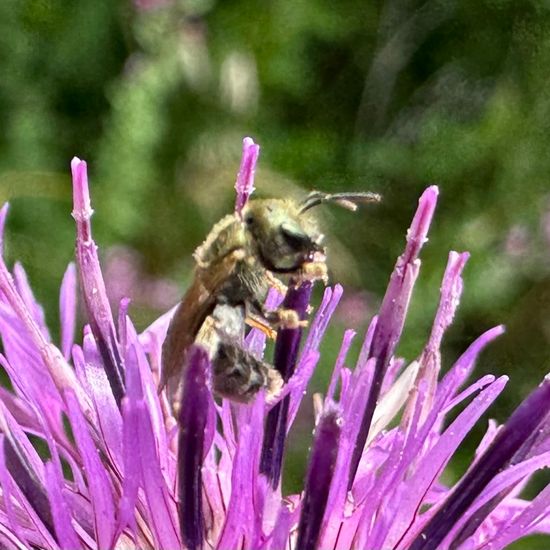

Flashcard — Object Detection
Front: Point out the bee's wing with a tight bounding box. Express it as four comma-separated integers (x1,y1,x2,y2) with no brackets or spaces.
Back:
159,248,246,399
160,275,215,392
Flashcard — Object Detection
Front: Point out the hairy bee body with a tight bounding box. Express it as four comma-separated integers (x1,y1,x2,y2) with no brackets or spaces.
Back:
161,192,380,406
161,206,283,405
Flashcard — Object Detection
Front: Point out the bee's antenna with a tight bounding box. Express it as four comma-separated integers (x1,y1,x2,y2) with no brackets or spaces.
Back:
299,191,382,214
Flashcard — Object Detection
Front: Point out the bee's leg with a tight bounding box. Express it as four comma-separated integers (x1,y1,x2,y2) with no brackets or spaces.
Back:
212,340,283,403
259,307,308,330
245,315,278,340
265,271,288,296
247,298,307,331
300,260,328,284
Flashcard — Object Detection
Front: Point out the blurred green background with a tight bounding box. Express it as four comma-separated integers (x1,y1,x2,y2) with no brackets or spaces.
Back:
1,0,550,546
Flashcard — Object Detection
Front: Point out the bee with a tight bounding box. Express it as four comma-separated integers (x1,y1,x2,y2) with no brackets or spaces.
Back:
160,191,381,406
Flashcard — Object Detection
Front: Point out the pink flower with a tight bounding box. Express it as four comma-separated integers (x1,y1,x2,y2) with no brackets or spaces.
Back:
0,140,547,550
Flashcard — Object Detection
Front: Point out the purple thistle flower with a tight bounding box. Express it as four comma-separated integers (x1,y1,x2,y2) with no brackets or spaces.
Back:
0,140,548,550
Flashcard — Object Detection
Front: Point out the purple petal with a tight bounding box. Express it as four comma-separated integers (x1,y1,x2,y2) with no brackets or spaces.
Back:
0,203,9,254
438,325,506,405
82,328,123,471
321,357,377,539
136,400,180,549
44,461,82,549
273,281,313,381
125,343,180,549
0,436,57,549
483,484,550,548
326,329,356,403
0,388,42,432
296,404,342,550
445,451,550,547
3,439,53,533
287,351,321,426
65,388,116,550
354,430,408,549
0,310,58,403
350,187,438,487
0,396,82,540
117,296,131,353
59,263,77,360
355,314,378,370
287,284,343,423
125,318,168,468
442,374,496,414
0,523,28,550
426,251,469,352
139,303,177,356
217,396,265,549
178,345,211,550
0,399,46,481
71,342,91,396
260,281,312,487
117,397,140,541
405,251,469,424
269,505,296,550
201,443,226,542
380,356,405,397
13,262,50,341
71,157,124,404
409,373,550,550
391,376,508,549
450,398,550,546
234,137,260,215
302,285,344,357
0,438,31,547
0,367,76,481
0,243,88,411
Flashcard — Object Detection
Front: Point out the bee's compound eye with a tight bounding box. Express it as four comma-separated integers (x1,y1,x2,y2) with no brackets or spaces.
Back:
280,223,311,250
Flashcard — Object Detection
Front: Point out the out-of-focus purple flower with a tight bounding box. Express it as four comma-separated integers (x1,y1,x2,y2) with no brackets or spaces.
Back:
0,141,548,550
503,224,530,258
333,290,375,328
133,0,173,11
542,199,550,252
103,245,181,311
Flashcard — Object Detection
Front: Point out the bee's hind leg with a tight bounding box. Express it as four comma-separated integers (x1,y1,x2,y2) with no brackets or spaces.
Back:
212,340,282,403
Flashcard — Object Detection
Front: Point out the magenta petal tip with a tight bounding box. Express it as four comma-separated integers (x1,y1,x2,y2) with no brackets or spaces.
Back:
0,203,10,252
234,136,260,214
71,157,93,222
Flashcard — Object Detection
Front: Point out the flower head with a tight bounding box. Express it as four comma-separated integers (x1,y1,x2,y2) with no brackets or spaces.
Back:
0,140,548,550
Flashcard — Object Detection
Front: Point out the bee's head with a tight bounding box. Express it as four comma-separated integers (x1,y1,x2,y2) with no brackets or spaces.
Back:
242,191,380,274
243,199,323,273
